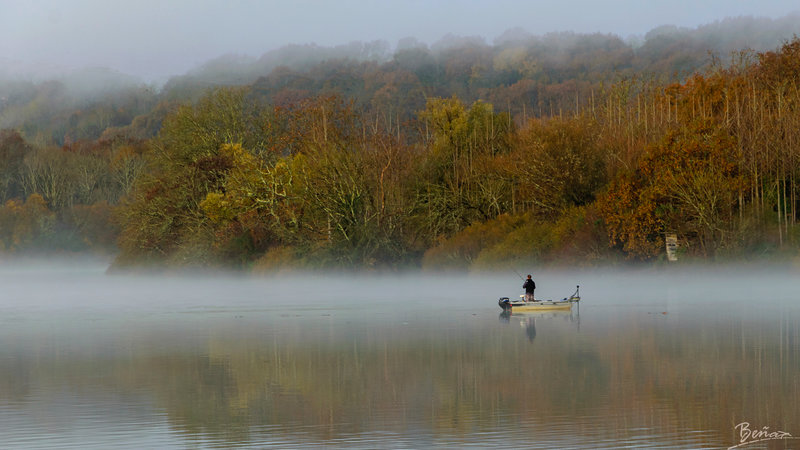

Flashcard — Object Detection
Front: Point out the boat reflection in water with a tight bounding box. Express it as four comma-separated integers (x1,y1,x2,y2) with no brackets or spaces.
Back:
499,301,580,341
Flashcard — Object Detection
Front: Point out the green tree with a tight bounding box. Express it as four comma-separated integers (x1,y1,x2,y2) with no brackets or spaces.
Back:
415,97,513,239
0,130,31,202
507,117,606,217
115,87,277,267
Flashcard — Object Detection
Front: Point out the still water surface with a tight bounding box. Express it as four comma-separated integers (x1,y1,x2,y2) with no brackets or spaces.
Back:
0,262,797,449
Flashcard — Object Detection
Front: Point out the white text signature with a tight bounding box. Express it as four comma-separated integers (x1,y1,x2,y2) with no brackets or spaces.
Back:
728,422,796,449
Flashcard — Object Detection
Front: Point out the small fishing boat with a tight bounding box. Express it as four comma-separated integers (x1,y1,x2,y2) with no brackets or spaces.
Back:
498,286,580,312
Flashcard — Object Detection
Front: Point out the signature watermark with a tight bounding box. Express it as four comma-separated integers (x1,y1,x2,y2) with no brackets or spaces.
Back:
728,422,799,449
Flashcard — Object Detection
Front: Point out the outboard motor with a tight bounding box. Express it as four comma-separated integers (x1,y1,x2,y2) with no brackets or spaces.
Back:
498,297,511,311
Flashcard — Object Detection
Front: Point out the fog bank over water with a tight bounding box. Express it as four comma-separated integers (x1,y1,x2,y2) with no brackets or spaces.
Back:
0,259,796,313
1,260,796,355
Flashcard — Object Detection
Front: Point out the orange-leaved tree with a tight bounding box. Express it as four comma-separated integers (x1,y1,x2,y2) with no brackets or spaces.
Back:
599,119,745,259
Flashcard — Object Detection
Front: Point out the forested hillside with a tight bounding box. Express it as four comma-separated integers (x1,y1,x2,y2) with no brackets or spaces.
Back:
1,17,799,269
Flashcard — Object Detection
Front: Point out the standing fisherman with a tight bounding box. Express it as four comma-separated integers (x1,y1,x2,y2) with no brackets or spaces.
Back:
523,274,536,302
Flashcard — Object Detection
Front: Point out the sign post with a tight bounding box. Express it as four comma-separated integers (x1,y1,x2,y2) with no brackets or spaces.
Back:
665,233,678,261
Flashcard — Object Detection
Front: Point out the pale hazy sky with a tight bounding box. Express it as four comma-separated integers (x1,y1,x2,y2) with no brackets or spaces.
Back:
0,0,798,82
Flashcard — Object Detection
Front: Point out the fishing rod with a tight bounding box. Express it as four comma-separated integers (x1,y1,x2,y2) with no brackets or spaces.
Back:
512,269,525,281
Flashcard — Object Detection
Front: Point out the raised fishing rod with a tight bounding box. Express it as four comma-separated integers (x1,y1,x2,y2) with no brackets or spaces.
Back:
513,269,525,281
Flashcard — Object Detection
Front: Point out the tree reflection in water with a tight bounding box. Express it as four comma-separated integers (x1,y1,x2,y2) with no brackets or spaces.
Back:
0,274,796,449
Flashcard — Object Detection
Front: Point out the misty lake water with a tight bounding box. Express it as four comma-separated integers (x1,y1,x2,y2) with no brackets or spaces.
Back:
0,262,797,449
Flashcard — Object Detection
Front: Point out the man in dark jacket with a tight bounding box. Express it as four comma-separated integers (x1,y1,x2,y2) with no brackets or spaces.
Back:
523,274,536,302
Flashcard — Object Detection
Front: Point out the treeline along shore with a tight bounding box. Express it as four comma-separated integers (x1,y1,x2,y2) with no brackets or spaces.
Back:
1,17,800,270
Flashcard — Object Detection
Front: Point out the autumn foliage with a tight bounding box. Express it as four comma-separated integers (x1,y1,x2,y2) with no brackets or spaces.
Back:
599,120,744,259
2,33,800,269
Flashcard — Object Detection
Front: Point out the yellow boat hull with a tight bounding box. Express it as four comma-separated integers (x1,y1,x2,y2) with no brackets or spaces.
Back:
498,287,581,312
498,293,580,312
500,301,573,312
